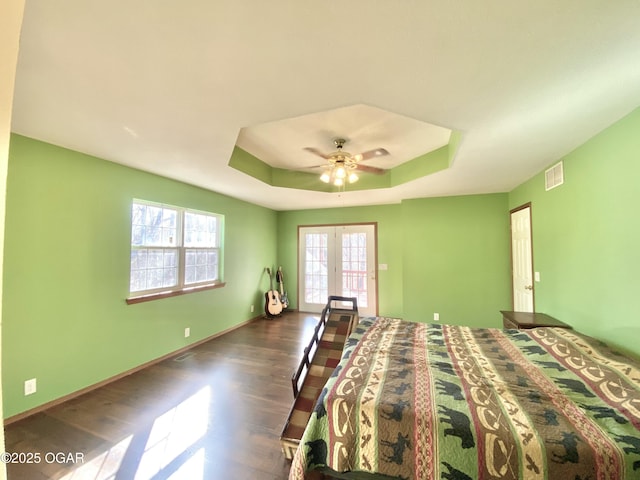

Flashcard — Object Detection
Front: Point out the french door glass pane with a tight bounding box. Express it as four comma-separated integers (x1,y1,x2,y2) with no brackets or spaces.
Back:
341,232,368,307
304,233,328,304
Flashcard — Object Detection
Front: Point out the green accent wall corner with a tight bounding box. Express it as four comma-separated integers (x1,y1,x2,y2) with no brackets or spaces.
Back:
508,107,640,357
2,135,277,418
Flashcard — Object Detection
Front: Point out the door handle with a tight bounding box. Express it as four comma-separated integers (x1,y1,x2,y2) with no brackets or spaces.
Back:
524,285,533,290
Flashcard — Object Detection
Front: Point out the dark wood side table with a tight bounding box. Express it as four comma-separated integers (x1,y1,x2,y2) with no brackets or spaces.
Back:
500,311,572,330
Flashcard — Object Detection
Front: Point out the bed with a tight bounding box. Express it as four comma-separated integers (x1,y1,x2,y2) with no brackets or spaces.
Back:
289,317,640,480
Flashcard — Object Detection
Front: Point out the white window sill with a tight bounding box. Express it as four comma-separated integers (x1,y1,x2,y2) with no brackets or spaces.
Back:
126,282,226,305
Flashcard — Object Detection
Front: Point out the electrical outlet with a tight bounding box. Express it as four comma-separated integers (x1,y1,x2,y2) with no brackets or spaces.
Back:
184,327,190,338
24,378,37,396
250,304,254,313
433,313,440,321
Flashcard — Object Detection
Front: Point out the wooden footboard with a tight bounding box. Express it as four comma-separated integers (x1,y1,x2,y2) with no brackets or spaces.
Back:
280,296,359,460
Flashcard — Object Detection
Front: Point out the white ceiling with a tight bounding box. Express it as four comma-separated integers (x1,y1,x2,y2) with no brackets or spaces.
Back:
10,0,640,211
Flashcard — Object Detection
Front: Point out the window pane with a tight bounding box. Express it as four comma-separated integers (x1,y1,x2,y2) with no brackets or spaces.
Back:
185,265,196,284
130,201,223,295
164,250,177,267
129,247,178,293
130,249,147,269
132,203,146,226
145,206,163,227
131,202,177,247
163,267,177,287
162,209,176,229
184,248,218,285
130,270,146,292
131,226,145,246
184,211,218,247
162,228,175,246
195,265,207,282
146,268,164,290
147,249,164,268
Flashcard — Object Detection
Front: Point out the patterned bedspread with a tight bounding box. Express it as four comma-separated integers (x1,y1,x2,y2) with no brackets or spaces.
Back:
289,317,640,480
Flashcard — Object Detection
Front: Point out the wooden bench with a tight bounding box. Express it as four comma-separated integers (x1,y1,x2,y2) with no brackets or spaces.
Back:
280,296,359,460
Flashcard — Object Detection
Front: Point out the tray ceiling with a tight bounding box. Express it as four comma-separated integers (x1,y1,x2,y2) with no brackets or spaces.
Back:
10,0,640,210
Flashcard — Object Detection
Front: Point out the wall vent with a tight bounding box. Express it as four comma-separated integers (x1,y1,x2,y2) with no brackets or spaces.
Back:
545,161,564,191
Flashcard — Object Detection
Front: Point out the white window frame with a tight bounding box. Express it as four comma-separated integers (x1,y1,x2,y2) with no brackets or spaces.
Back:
128,199,224,302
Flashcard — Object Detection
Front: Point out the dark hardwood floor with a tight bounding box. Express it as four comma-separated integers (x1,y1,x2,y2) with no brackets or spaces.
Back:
4,311,321,480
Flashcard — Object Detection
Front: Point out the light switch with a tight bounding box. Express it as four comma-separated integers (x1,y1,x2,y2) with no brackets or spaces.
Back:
534,271,541,282
379,264,388,271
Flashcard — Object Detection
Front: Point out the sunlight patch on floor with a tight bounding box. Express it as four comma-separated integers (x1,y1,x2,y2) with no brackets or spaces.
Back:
59,435,133,480
58,386,211,480
134,386,210,479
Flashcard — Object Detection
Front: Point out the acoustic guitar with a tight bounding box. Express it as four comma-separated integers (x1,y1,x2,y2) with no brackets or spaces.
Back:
276,266,289,309
264,267,283,317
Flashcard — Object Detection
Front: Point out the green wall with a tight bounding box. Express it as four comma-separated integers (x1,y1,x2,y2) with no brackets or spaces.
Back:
401,194,511,326
2,135,277,418
509,107,640,356
277,193,511,327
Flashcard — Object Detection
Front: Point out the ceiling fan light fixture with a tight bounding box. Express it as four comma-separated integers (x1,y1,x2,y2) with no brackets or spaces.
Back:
308,137,389,187
320,170,331,183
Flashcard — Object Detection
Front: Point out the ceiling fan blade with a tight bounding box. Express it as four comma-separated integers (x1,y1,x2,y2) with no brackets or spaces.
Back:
305,164,329,169
303,147,330,159
356,163,387,175
358,148,389,161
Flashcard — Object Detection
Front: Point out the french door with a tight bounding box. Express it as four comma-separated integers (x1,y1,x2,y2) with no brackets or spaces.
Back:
298,224,377,316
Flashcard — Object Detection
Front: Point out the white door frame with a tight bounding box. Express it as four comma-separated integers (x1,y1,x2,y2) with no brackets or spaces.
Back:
298,223,378,316
510,204,534,312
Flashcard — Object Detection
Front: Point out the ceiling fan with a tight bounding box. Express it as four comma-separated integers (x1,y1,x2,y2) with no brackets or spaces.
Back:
304,138,389,186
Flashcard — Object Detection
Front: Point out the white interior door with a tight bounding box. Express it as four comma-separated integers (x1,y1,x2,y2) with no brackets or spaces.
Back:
299,224,377,316
510,205,534,312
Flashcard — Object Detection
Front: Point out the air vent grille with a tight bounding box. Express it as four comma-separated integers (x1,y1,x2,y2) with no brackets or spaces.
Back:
545,161,564,191
173,352,195,362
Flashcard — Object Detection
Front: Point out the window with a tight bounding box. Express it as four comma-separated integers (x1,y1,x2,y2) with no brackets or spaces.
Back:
128,200,223,302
